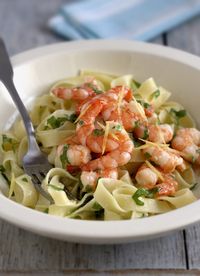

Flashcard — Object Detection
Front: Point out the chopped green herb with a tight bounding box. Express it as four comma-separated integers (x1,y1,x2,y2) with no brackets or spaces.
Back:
133,139,142,148
131,80,141,89
142,128,149,140
144,152,151,159
146,187,159,198
132,188,149,206
190,183,198,190
92,202,102,211
22,178,28,182
170,109,187,118
60,145,70,168
79,120,84,126
132,187,159,205
88,83,103,94
112,124,122,131
45,113,77,129
67,113,78,123
137,100,151,109
134,120,140,128
48,184,63,191
151,89,160,99
143,102,151,109
93,129,104,136
2,135,18,151
46,116,68,129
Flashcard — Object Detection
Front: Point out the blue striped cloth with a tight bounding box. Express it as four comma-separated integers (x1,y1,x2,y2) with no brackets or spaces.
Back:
48,0,200,41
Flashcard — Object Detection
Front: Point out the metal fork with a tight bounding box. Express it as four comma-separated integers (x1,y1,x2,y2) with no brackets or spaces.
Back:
0,38,54,203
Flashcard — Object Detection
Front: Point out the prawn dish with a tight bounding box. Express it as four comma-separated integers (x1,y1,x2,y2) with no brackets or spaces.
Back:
0,70,198,220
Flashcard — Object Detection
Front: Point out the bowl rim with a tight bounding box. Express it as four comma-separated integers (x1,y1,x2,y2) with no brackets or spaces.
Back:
1,39,200,244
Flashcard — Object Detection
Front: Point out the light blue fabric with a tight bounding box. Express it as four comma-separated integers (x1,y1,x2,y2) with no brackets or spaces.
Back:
48,0,200,41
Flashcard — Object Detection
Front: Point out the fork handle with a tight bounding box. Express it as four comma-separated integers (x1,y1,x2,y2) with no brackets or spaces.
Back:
0,39,40,153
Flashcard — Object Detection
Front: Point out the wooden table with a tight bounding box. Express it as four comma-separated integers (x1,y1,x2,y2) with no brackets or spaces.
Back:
1,1,200,275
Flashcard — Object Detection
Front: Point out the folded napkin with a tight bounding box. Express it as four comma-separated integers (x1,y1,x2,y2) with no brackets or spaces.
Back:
48,0,200,41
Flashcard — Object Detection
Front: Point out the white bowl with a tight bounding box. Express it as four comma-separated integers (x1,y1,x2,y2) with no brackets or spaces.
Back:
0,40,200,244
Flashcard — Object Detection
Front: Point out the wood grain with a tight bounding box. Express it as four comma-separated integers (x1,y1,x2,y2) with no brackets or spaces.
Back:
166,16,200,56
0,220,186,272
167,15,200,270
1,270,199,276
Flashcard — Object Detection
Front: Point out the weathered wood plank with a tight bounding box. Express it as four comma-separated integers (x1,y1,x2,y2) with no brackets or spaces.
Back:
0,0,66,55
0,270,199,276
0,219,186,271
166,16,200,56
0,0,188,273
167,15,200,270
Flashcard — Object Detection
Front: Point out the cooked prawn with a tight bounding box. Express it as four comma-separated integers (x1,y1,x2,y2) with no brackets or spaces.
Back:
171,128,200,165
52,79,101,102
135,164,158,189
148,124,174,143
142,146,183,173
156,175,178,196
102,100,146,131
81,168,118,190
82,139,134,171
135,163,178,196
172,128,200,163
57,144,91,167
77,121,129,153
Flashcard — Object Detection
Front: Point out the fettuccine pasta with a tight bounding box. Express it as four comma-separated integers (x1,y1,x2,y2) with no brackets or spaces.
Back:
0,70,198,220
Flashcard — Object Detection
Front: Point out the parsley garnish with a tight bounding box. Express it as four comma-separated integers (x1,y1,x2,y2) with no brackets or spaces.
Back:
151,89,160,99
112,124,122,131
93,129,104,136
79,120,84,126
46,116,68,129
45,113,77,129
131,80,141,90
60,145,70,168
22,178,28,182
88,83,103,94
132,187,159,205
142,128,149,140
144,152,151,159
92,202,102,211
170,109,187,119
67,113,78,123
132,188,148,206
136,100,150,109
134,120,140,128
2,135,18,151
